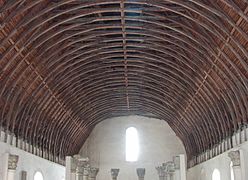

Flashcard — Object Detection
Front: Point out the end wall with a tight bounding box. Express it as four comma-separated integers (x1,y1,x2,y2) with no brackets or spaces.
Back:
80,115,186,180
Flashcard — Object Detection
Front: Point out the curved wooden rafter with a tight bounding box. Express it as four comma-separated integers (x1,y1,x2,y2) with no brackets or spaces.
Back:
0,0,247,166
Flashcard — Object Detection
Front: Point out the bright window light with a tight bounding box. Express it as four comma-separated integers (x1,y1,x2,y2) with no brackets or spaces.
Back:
212,169,220,180
126,127,139,162
34,171,43,180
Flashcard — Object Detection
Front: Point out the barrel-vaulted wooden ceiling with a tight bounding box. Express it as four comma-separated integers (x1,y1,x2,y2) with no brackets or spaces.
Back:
0,0,247,165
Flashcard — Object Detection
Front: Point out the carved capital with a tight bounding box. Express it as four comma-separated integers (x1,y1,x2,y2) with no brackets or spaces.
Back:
8,154,19,170
83,166,91,176
73,155,89,167
156,166,166,177
111,169,119,180
162,161,175,174
74,155,89,167
228,150,241,166
136,168,145,179
73,155,89,174
89,167,99,178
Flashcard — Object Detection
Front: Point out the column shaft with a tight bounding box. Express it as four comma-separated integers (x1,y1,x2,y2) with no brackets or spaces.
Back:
76,174,83,180
233,166,242,180
7,170,15,180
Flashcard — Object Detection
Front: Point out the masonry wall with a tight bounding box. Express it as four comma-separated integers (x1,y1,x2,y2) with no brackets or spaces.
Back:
0,141,65,180
187,141,248,180
79,115,186,180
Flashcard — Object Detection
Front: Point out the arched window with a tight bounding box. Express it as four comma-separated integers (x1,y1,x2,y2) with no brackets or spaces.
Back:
125,127,139,162
212,169,221,180
34,171,43,180
230,162,235,180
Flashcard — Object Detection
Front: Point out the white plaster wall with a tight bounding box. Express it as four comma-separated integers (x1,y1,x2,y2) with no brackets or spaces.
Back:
0,141,65,180
187,141,248,180
79,115,186,180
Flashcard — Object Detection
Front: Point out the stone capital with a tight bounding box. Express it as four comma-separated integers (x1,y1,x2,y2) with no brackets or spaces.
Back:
162,161,175,174
89,167,99,178
136,168,145,179
8,154,19,170
73,155,89,167
228,150,241,166
156,166,166,177
111,169,120,180
83,166,91,176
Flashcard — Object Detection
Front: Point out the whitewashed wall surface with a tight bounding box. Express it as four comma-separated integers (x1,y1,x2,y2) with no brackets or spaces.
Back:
80,115,186,180
187,141,248,180
0,141,65,180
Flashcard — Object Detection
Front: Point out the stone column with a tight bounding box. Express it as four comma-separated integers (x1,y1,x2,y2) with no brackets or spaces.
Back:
156,166,166,180
75,166,84,180
136,168,145,180
74,155,89,180
66,156,73,180
228,150,242,180
163,162,175,180
7,154,19,180
89,167,99,180
111,169,120,180
173,156,180,180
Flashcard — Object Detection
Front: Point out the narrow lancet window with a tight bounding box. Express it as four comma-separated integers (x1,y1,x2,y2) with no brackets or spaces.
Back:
212,169,221,180
125,127,139,162
34,172,43,180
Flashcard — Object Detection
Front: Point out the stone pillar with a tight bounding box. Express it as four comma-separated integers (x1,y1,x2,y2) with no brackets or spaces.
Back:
71,169,76,180
75,166,84,180
74,155,89,180
156,166,166,180
228,150,242,180
173,156,180,180
111,169,120,180
7,154,19,180
136,168,145,180
163,162,175,180
179,154,186,180
66,156,73,180
89,167,99,180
